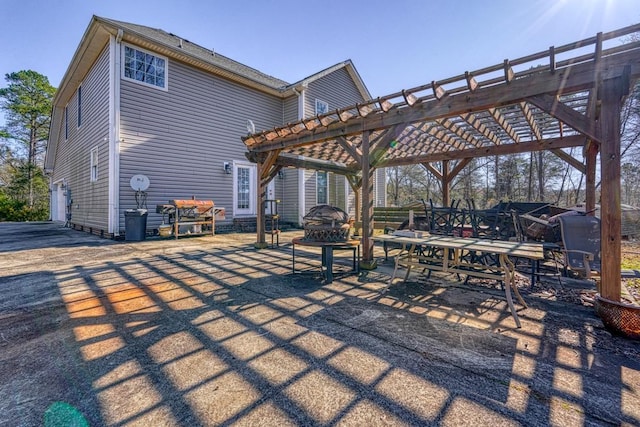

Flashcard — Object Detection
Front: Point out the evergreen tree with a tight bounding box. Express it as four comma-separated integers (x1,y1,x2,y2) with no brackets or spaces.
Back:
0,70,55,218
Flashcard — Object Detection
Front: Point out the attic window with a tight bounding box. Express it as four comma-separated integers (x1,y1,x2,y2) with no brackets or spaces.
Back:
315,99,328,115
123,45,167,90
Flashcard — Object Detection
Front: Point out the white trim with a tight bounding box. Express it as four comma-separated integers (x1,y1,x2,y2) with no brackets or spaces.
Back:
77,86,82,128
344,177,350,214
108,34,121,235
298,168,305,225
233,160,256,216
121,43,168,91
296,87,306,225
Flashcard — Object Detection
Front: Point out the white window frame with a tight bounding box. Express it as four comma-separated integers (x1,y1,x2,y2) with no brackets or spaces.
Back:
315,99,328,115
122,44,168,91
316,171,328,205
90,147,98,182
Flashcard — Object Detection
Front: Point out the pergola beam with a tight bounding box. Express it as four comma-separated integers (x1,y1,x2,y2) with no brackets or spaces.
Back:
246,51,639,152
275,156,359,176
526,94,601,143
551,148,585,174
377,135,585,168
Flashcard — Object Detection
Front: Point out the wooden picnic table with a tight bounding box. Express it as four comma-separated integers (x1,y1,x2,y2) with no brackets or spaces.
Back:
373,234,545,328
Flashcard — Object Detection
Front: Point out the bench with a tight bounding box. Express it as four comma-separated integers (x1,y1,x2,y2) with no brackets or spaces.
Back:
354,203,424,233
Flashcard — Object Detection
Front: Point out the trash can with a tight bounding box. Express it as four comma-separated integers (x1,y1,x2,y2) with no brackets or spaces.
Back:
124,209,148,241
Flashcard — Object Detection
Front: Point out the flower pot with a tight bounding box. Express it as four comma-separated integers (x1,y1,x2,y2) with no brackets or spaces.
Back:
595,294,640,339
158,224,172,237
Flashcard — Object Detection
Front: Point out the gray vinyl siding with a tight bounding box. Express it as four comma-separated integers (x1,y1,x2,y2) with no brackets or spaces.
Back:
304,170,317,212
119,52,282,233
50,46,110,232
278,168,300,225
283,95,299,122
298,68,366,217
304,68,365,117
329,174,347,212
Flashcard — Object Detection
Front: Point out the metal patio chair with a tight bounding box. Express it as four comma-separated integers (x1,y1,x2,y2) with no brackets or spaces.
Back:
558,214,601,280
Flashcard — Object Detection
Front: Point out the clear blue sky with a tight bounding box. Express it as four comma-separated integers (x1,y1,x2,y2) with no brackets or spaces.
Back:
1,0,639,100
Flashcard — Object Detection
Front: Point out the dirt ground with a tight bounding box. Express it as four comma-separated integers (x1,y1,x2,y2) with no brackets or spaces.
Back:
0,222,639,426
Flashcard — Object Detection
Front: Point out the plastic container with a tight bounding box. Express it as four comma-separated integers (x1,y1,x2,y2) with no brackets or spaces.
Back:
124,209,148,241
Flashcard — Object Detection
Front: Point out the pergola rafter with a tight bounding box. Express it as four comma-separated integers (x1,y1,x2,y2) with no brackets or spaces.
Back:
242,23,640,303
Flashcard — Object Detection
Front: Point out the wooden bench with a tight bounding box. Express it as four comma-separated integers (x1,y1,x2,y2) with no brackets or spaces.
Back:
354,203,425,233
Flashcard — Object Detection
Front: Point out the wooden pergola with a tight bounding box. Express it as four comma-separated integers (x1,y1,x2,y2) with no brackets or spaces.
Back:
243,23,640,303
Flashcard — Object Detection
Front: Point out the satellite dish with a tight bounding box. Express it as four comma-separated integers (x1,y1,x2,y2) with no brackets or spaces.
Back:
246,119,256,134
130,174,150,192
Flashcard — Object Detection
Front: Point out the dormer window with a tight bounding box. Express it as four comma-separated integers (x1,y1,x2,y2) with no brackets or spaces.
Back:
123,45,167,90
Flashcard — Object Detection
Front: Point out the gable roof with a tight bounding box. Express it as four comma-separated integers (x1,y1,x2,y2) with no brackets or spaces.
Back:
98,17,290,90
52,15,370,106
46,15,371,171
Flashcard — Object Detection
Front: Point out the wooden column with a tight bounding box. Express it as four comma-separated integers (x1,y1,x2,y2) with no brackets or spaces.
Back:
255,161,267,249
585,141,598,215
360,130,376,268
442,160,450,206
599,76,628,301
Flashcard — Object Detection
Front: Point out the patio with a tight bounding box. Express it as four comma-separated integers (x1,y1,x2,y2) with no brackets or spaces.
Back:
0,222,638,425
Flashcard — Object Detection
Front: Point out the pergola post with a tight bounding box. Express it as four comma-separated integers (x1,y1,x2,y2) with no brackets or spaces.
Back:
360,130,376,269
255,161,267,249
599,75,629,301
585,141,598,215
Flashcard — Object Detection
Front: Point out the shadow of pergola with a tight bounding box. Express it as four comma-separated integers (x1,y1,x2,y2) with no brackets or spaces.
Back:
2,242,639,425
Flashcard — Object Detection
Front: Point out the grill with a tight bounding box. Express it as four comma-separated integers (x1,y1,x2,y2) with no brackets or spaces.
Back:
302,205,353,242
156,199,225,238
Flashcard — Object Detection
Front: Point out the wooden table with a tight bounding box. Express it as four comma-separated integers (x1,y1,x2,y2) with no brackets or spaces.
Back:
292,237,360,283
373,234,545,328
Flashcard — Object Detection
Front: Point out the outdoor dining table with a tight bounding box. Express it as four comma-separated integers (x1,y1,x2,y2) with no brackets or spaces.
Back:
291,237,361,283
374,233,546,327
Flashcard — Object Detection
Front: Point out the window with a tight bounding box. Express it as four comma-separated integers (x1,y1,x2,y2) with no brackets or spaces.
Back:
77,87,82,128
237,167,250,210
123,45,167,89
317,171,328,204
90,147,98,182
64,106,68,139
315,99,328,115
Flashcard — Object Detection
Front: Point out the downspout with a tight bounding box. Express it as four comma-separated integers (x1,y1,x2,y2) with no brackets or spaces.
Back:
108,30,123,236
294,84,306,225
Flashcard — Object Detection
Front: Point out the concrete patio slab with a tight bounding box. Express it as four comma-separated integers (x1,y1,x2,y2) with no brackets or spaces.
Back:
0,222,638,426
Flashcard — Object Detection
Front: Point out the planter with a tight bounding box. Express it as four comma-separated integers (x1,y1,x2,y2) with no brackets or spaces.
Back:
595,294,640,339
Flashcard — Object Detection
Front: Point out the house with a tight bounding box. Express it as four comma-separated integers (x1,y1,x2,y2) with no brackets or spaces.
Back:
45,15,386,238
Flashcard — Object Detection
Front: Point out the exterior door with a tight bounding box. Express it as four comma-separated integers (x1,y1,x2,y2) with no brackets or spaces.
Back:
233,162,256,216
52,181,66,222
